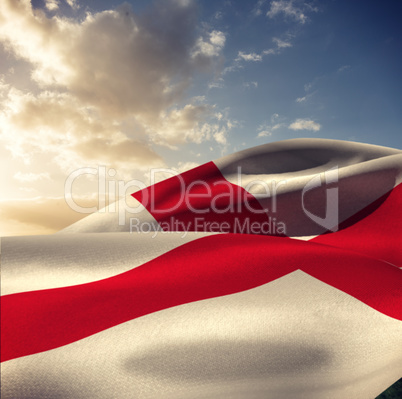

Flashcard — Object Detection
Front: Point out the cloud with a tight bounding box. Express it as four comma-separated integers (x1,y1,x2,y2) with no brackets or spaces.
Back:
252,0,267,16
295,75,321,103
151,103,214,145
213,11,223,20
272,123,283,130
295,89,316,103
14,172,51,182
146,102,234,149
0,87,163,169
256,115,284,138
213,129,227,145
192,30,226,59
262,36,292,55
288,118,321,131
0,0,225,117
45,0,59,11
208,81,224,89
338,65,351,73
296,96,307,103
73,137,162,165
257,123,282,137
236,51,262,62
267,0,317,24
243,81,258,88
257,130,272,138
65,0,79,10
231,35,293,73
272,37,292,48
0,0,227,176
0,196,96,236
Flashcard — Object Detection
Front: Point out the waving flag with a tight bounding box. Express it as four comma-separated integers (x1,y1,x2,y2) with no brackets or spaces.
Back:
1,138,401,399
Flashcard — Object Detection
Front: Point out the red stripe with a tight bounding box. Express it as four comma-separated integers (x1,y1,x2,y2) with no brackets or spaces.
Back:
2,234,401,363
132,162,286,236
311,183,402,266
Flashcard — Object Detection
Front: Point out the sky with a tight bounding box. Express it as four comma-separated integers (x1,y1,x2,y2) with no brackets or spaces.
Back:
1,0,401,236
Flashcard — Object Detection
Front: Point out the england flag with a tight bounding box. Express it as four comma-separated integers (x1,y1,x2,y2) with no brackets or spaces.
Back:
1,138,401,399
